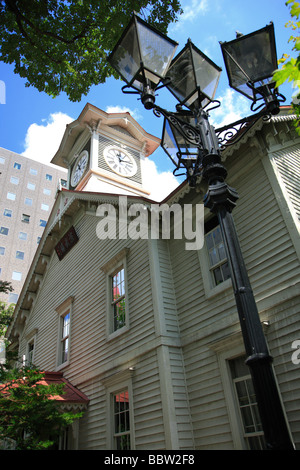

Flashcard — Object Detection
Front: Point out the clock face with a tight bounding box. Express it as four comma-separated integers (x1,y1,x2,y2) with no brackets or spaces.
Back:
104,147,137,178
71,150,89,187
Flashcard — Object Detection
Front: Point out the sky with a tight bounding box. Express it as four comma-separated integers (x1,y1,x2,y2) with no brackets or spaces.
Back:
0,0,297,200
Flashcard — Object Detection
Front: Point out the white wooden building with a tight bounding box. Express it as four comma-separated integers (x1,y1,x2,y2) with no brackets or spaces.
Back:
6,104,300,450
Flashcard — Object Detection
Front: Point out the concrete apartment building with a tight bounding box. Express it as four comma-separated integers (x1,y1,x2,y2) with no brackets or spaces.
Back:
0,147,67,303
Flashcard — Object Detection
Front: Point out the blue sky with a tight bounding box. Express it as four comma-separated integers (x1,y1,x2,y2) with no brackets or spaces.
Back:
0,0,296,199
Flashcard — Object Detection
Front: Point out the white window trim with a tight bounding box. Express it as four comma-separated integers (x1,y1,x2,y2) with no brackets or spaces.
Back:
101,248,130,340
25,328,38,366
102,369,135,450
209,332,251,449
55,296,74,371
198,231,232,298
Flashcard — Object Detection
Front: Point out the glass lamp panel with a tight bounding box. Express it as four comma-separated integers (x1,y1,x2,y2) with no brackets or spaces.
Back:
166,47,197,106
221,24,277,99
136,20,178,85
192,47,221,102
162,117,199,169
109,21,143,91
162,120,180,168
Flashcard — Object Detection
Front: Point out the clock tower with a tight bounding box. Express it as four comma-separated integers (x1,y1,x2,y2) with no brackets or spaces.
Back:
51,103,160,197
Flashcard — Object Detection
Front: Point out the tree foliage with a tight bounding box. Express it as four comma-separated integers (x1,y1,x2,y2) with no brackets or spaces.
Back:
273,0,300,133
0,281,14,338
0,0,182,102
0,281,82,450
0,368,83,450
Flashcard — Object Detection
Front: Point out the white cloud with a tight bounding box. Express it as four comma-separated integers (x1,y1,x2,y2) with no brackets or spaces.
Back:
105,105,143,122
210,88,250,128
170,0,209,31
22,112,73,167
143,158,179,201
181,0,209,21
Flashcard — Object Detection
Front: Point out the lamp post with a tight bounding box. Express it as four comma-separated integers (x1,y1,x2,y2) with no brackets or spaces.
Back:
108,14,294,450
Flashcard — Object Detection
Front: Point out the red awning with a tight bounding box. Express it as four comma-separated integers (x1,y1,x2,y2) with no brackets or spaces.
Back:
0,371,89,410
38,371,89,407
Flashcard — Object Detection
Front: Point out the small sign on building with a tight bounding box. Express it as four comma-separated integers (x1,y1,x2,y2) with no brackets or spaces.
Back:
55,226,79,261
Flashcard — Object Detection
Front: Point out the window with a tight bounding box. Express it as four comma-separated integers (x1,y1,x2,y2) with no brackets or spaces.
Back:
7,192,16,201
43,188,51,196
41,203,49,211
60,312,70,364
46,173,52,181
12,271,22,281
0,227,9,236
27,339,35,365
0,157,5,164
113,390,131,450
0,247,5,255
27,182,35,191
10,176,19,185
19,232,27,240
229,356,266,450
25,197,33,206
205,217,231,287
8,293,18,304
4,209,12,218
14,162,21,170
56,297,73,368
101,248,129,337
111,268,126,332
30,168,37,175
40,219,47,227
37,237,41,244
60,179,67,188
22,214,30,223
16,251,24,260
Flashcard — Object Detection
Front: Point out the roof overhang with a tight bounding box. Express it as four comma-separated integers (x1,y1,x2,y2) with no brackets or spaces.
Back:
51,103,160,169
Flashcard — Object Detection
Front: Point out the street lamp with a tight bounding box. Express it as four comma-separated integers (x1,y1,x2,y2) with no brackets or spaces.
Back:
108,13,294,450
220,23,280,113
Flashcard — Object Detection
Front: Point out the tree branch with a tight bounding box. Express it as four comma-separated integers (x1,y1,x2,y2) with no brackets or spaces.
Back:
5,0,89,45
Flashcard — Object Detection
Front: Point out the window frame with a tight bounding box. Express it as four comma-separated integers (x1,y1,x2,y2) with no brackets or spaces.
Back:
229,356,266,450
27,182,36,191
102,370,135,450
19,232,27,240
21,214,30,224
25,330,38,366
4,209,12,218
12,271,22,281
55,296,74,370
7,192,16,201
209,334,267,449
16,250,25,260
25,197,33,206
198,215,232,298
111,266,126,332
101,248,130,339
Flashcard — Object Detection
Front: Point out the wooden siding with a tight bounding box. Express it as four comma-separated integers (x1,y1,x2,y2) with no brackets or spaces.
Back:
19,210,164,449
271,143,300,221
